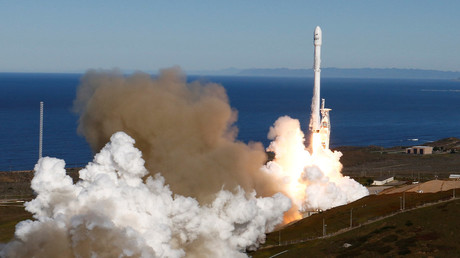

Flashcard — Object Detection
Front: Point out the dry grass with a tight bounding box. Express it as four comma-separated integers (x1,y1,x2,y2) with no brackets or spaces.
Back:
251,192,460,257
0,205,31,242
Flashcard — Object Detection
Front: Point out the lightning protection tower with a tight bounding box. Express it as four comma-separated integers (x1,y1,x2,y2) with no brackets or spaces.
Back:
39,101,43,160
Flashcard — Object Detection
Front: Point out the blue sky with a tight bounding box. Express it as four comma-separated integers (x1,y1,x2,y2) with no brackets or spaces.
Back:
1,1,459,73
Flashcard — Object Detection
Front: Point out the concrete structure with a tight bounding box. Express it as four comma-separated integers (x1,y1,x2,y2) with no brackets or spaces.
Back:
406,146,433,155
380,180,460,194
449,174,460,180
372,176,394,186
366,185,393,195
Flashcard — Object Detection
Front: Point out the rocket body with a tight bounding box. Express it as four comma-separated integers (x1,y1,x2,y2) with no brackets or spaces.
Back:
310,26,322,133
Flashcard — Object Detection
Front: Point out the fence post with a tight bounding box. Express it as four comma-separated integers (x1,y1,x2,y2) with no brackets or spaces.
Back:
323,218,327,236
403,192,405,210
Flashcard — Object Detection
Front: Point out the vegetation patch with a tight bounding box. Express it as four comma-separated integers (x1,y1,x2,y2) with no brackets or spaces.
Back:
397,248,411,255
395,236,416,250
253,198,460,257
381,234,398,242
417,231,439,241
363,242,392,254
336,249,362,258
371,225,396,234
429,244,455,251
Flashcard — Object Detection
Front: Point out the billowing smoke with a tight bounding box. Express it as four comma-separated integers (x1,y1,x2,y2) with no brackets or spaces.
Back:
73,67,280,202
263,116,368,218
0,132,290,257
1,68,370,256
72,67,367,218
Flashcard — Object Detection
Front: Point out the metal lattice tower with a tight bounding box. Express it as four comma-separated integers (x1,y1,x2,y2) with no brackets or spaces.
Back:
39,101,43,160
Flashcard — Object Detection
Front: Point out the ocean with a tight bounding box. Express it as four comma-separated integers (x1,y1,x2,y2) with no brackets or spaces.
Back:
1,73,459,171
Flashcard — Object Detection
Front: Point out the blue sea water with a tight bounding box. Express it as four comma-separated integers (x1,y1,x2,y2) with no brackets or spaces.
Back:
1,73,459,171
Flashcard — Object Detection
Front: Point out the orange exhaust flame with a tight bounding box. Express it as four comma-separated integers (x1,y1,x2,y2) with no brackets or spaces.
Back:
263,116,369,225
281,203,304,224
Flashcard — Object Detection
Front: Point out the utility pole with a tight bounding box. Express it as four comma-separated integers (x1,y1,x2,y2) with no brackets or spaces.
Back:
278,230,281,246
399,196,402,211
323,218,327,236
454,188,456,199
350,208,353,229
403,192,406,210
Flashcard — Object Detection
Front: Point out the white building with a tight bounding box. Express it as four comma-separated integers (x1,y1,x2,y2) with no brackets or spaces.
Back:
372,176,395,186
449,174,460,180
406,146,433,155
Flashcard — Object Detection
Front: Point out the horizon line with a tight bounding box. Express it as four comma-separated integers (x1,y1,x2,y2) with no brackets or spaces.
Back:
1,66,460,75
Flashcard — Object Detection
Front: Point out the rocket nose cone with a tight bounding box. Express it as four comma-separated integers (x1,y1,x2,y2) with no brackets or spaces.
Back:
314,26,322,45
315,26,322,34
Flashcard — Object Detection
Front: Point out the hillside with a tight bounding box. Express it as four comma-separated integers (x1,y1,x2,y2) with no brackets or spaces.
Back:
251,192,460,257
1,138,459,255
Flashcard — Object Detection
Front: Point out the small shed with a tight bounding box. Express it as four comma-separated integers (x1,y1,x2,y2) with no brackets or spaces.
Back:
406,146,433,155
372,176,394,186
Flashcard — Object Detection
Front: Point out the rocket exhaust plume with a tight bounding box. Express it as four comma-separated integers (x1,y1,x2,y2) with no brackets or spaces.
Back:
69,66,363,223
263,27,368,222
263,116,368,219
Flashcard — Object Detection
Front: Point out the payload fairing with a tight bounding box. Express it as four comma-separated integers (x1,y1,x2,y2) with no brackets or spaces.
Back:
309,26,331,149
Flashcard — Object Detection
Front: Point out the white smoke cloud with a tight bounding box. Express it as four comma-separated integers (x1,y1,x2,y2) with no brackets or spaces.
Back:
0,132,290,258
1,67,370,255
263,116,368,213
69,68,368,225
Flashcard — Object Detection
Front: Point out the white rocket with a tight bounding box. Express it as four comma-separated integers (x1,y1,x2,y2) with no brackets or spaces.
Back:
310,26,322,133
309,26,331,149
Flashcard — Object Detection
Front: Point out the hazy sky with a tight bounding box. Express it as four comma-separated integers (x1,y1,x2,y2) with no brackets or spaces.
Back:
1,1,459,73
